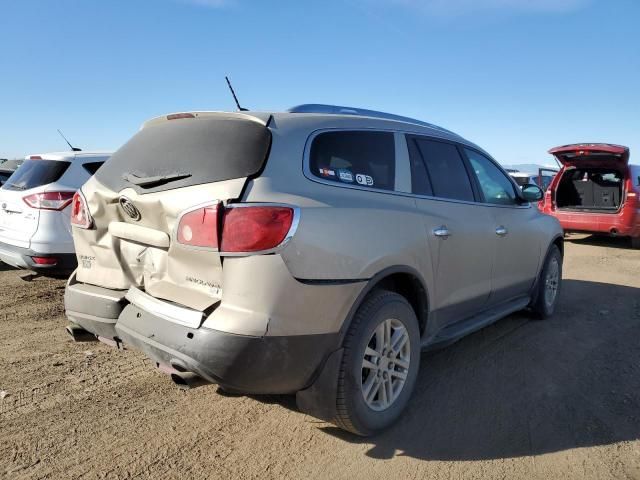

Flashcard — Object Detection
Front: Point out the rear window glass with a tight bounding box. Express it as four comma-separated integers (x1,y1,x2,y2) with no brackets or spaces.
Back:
409,137,474,202
310,131,395,191
95,117,272,194
83,162,105,176
1,160,70,191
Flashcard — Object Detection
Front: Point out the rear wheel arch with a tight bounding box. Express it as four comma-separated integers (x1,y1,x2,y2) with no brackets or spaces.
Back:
339,266,430,344
552,235,564,258
530,235,564,305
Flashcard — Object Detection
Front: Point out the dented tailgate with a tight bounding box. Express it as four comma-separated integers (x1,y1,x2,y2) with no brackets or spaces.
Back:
72,113,272,312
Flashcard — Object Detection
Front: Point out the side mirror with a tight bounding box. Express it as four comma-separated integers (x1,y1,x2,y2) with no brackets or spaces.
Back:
521,184,544,202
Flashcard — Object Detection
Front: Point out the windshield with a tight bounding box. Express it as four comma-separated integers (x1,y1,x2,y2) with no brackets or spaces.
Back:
1,160,71,191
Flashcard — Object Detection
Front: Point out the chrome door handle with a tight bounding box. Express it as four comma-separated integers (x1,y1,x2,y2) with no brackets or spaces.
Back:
433,226,451,238
496,226,508,236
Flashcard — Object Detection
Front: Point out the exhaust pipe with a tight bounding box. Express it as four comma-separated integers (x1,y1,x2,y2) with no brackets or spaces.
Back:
170,372,211,390
66,324,97,342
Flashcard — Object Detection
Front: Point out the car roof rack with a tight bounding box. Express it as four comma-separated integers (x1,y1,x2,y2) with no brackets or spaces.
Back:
287,104,457,135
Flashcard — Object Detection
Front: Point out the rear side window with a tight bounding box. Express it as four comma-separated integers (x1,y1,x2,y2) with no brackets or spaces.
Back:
310,131,395,191
1,160,71,191
409,137,474,202
83,162,105,176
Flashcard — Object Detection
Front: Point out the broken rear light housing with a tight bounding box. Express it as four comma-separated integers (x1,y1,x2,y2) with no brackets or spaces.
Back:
177,203,221,248
176,203,297,254
70,192,93,229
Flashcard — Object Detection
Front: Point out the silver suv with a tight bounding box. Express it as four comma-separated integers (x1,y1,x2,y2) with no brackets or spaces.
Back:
64,105,563,435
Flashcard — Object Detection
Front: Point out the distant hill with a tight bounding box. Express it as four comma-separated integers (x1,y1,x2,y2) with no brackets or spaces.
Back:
501,163,559,174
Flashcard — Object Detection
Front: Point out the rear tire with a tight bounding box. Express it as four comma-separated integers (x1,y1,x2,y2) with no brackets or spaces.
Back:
334,290,420,436
631,237,640,249
531,245,563,319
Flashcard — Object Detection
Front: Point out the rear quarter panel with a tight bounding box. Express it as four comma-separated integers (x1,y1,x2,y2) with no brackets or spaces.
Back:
243,117,435,297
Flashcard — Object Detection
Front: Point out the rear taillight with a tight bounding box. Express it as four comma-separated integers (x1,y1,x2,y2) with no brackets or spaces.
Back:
176,203,296,253
32,256,58,266
70,192,92,229
221,206,294,253
177,203,221,248
23,191,74,211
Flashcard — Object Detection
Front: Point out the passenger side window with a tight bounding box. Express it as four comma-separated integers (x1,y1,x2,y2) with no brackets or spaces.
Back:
410,137,474,201
310,131,395,191
464,149,518,206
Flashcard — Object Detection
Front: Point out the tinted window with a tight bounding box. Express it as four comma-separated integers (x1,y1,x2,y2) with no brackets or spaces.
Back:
1,160,71,191
0,172,10,185
96,117,271,194
465,149,518,205
407,137,433,196
83,162,105,176
310,131,395,191
411,138,474,201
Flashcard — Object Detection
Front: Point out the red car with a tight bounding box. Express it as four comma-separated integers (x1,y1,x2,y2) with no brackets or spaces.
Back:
540,143,640,248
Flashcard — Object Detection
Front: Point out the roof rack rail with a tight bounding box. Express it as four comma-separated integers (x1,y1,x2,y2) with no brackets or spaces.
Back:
287,104,456,135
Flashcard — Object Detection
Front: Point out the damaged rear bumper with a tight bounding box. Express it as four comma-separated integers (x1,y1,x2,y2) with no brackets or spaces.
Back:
64,272,127,339
64,273,339,395
115,303,337,394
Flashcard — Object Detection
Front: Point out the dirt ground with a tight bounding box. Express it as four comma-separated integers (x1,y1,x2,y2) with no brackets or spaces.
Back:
1,234,639,480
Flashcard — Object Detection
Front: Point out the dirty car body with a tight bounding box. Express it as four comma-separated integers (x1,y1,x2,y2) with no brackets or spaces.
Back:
65,106,563,435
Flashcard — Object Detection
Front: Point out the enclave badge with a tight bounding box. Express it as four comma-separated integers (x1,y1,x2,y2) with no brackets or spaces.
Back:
119,197,141,221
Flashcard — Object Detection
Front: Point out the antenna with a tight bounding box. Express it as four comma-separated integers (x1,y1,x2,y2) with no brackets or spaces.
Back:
57,129,82,152
225,76,248,112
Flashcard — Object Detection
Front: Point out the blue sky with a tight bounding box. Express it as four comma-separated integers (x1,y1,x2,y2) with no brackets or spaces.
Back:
1,0,639,165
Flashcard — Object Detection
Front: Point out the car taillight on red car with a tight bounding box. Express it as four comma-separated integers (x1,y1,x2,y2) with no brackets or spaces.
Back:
70,192,93,229
23,191,75,211
176,203,296,253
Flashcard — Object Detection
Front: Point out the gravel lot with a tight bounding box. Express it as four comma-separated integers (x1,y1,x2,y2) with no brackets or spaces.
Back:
1,235,639,480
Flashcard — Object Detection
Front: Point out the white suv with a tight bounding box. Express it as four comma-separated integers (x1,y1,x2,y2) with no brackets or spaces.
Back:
0,151,110,275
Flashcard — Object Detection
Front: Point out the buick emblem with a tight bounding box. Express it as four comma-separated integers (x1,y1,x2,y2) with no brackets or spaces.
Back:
119,197,141,221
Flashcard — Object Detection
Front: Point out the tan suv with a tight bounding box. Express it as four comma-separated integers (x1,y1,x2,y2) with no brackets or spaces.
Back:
64,105,563,435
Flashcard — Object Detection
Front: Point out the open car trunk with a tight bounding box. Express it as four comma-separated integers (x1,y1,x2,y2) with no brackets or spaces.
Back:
549,144,630,213
556,167,624,212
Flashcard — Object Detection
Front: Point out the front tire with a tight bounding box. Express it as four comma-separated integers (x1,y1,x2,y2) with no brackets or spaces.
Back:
531,245,563,319
631,237,640,249
334,290,421,436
